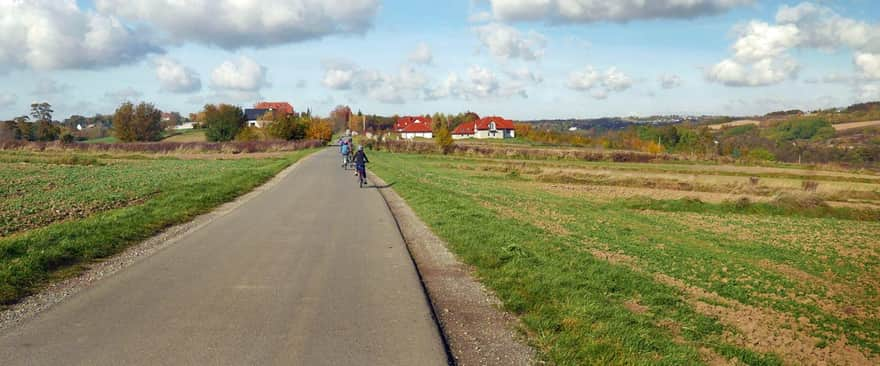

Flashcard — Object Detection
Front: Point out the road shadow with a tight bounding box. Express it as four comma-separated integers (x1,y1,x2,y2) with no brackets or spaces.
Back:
371,182,396,189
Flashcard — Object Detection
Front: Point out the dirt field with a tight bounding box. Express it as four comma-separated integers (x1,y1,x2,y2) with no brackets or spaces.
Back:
832,120,880,131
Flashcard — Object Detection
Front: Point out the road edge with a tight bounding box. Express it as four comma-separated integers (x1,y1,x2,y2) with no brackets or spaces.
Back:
0,150,318,332
369,172,537,366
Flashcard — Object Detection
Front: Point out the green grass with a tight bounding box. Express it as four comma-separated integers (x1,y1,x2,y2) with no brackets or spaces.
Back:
369,151,879,365
82,136,118,144
0,149,316,305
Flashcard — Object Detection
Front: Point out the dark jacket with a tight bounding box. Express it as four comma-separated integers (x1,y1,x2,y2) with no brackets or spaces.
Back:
354,150,369,166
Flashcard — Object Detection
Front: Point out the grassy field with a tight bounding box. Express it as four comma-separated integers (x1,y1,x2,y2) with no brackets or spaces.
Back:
369,151,880,365
162,129,207,142
0,148,315,305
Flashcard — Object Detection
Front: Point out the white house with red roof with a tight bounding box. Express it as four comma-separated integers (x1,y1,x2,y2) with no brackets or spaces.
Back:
452,116,516,139
396,116,434,139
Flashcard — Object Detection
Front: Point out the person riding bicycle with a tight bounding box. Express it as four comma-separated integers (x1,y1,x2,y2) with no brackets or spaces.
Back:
353,145,369,184
340,140,351,167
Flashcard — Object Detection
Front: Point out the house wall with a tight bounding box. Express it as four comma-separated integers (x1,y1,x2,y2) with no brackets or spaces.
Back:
402,132,433,139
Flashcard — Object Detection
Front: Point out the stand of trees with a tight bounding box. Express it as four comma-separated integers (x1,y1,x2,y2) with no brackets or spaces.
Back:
113,102,163,142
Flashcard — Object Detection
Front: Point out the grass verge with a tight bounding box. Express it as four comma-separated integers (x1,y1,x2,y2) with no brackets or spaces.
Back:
0,149,316,305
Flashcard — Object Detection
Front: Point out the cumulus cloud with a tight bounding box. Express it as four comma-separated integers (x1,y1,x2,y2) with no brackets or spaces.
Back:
506,66,543,83
32,79,71,96
94,0,380,49
706,57,799,87
0,0,160,70
322,61,528,103
488,0,753,23
321,62,429,104
855,53,880,80
567,66,632,98
155,56,201,93
0,93,16,108
659,74,682,89
708,3,880,87
409,43,433,65
211,56,269,92
475,23,546,61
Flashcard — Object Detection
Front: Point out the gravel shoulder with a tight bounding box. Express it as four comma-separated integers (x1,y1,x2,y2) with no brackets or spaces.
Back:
0,153,315,332
370,171,537,366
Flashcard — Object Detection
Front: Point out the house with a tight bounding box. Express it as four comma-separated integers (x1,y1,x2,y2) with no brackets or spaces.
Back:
452,116,516,139
244,102,295,128
244,108,271,128
395,116,432,133
399,118,434,139
161,112,173,123
255,102,295,116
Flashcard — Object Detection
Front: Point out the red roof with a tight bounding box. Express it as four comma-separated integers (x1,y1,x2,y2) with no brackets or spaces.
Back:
395,116,433,131
476,116,515,130
401,118,433,133
452,116,514,135
452,122,475,135
255,102,294,115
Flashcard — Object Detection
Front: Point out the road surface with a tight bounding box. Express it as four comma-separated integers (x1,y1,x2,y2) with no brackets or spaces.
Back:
0,148,448,365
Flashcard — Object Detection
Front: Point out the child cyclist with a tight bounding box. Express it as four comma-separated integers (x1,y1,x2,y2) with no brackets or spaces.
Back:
353,145,369,186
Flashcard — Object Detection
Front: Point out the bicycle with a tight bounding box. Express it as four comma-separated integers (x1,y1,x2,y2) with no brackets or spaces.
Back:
356,163,367,188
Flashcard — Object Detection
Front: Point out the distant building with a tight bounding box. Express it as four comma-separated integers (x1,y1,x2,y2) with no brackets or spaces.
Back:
395,116,433,133
244,108,271,128
452,116,516,139
255,102,295,115
399,118,434,139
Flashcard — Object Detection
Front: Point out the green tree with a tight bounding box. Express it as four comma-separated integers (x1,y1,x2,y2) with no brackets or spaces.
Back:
113,102,163,142
30,102,53,122
203,104,245,142
265,112,307,140
34,120,60,141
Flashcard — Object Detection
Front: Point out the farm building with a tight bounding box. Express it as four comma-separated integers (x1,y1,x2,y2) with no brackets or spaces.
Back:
452,116,516,139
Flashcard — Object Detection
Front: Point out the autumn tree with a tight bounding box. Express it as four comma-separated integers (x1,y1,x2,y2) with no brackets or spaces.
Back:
203,104,245,142
434,120,454,154
265,112,307,140
307,119,333,142
113,102,163,142
330,105,352,132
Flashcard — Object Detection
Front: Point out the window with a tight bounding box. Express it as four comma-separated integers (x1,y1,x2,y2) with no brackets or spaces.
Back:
489,122,496,131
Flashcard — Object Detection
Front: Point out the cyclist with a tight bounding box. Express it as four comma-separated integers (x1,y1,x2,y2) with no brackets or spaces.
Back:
353,145,369,186
340,140,351,168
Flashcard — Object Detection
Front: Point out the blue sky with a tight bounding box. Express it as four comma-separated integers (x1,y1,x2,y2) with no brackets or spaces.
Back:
0,0,878,121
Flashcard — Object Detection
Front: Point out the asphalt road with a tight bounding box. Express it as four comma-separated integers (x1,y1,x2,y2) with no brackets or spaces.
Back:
0,148,448,365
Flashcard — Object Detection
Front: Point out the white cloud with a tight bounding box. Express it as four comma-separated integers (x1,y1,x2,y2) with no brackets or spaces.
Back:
104,87,144,104
94,0,380,49
855,53,880,80
659,74,682,89
155,56,201,93
211,56,269,92
706,57,798,87
32,79,71,96
709,3,880,87
409,43,433,65
0,0,160,70
731,21,800,62
567,66,632,98
475,23,546,61
321,62,430,104
0,93,16,108
468,11,493,23
776,3,880,52
488,0,753,23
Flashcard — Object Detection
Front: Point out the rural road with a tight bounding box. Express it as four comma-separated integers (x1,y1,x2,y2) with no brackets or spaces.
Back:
0,149,449,365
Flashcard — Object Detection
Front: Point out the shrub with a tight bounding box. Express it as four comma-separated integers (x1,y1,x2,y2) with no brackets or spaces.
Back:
434,124,454,154
235,127,263,141
747,148,776,161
